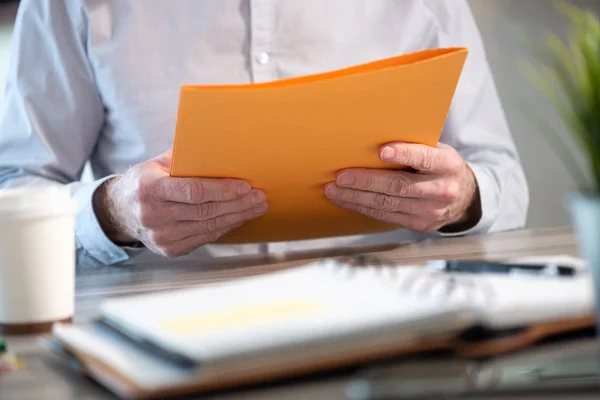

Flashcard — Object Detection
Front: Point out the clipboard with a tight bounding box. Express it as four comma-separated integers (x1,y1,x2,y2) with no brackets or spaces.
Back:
170,47,469,244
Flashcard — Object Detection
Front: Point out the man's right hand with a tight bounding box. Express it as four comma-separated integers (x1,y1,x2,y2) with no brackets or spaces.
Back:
93,151,267,257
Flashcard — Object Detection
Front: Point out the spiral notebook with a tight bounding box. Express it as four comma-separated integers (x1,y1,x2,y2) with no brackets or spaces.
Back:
50,255,595,399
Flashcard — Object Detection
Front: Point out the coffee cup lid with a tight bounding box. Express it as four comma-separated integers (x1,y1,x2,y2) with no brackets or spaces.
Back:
0,187,77,220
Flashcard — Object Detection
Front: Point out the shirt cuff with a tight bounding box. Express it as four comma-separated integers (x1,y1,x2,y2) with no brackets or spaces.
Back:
434,162,500,237
73,175,145,266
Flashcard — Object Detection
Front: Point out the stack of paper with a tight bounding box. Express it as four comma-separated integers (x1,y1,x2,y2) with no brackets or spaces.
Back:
50,255,595,399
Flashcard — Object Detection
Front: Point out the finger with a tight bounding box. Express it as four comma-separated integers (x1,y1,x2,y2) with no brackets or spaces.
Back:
166,190,266,222
154,222,245,258
334,169,458,201
148,202,266,244
154,176,252,204
325,184,448,218
182,204,267,238
331,199,438,233
379,143,462,174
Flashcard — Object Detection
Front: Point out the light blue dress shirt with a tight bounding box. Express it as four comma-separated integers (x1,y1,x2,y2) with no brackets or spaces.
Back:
0,0,528,268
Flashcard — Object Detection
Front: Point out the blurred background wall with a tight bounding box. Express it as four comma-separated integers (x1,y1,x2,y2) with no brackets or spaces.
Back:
468,0,600,229
0,0,598,229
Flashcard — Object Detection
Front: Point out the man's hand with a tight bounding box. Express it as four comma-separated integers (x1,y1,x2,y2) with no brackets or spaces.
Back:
93,151,267,257
324,143,481,233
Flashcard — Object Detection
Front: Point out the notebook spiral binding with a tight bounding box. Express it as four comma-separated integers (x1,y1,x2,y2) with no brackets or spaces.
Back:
316,253,496,308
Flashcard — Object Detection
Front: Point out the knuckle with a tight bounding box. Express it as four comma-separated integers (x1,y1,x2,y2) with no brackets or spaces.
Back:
206,216,221,233
419,148,435,170
170,179,202,204
366,207,387,221
430,208,447,220
190,181,205,203
178,181,192,203
361,175,376,191
197,202,218,220
136,204,155,227
373,193,395,211
443,182,461,202
345,189,361,202
146,175,168,202
181,181,203,203
443,207,453,221
388,176,410,197
394,147,407,163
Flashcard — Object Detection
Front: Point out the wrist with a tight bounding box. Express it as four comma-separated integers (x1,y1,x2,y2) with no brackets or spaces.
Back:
92,176,136,245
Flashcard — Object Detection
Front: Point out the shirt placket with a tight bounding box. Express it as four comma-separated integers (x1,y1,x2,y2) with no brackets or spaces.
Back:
250,0,277,257
249,0,277,83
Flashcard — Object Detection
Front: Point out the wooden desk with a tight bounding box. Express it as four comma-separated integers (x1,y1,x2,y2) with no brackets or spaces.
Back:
2,227,599,400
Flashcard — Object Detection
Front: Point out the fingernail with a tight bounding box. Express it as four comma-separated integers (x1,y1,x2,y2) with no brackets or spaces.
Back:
325,184,340,198
237,183,251,195
252,191,265,205
381,146,396,161
254,204,268,215
337,173,353,186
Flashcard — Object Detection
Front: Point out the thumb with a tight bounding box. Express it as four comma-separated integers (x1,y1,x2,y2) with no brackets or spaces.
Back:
153,150,174,170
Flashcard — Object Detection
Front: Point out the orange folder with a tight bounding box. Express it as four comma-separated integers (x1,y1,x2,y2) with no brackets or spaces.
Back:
170,47,468,244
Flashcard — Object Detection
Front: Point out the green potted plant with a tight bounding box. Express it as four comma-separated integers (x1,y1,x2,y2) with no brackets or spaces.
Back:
522,2,600,333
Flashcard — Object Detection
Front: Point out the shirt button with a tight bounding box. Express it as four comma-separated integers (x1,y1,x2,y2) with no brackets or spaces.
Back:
257,52,270,65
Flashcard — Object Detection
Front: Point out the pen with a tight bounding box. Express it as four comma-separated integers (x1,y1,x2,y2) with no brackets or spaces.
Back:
426,260,577,277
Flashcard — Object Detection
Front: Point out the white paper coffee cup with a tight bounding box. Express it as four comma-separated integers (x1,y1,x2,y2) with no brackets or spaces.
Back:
0,186,77,334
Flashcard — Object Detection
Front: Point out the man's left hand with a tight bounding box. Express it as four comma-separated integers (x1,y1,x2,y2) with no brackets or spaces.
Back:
324,142,481,233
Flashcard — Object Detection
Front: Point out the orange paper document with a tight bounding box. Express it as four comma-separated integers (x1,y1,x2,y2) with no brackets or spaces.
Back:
170,47,468,244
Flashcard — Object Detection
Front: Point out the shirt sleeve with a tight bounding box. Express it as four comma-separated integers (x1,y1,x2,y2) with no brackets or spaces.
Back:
0,0,141,268
425,0,530,236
